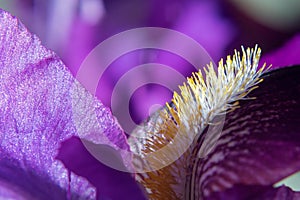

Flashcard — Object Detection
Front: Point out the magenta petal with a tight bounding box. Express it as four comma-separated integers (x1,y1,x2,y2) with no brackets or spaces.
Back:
0,9,132,198
261,34,300,69
173,1,236,61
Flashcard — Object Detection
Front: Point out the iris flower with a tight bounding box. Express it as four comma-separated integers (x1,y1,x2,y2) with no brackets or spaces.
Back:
0,8,300,200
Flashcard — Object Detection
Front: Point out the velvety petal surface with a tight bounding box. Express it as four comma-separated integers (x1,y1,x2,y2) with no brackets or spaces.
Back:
0,9,132,199
207,185,300,200
193,66,300,199
57,136,147,200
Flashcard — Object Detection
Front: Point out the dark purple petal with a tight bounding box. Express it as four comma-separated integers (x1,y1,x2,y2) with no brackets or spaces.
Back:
0,9,132,198
0,154,69,199
57,136,147,200
193,66,300,199
207,185,300,200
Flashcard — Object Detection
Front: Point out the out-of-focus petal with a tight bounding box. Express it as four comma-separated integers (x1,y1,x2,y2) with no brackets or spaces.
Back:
0,9,132,198
261,34,300,68
173,0,236,61
194,66,300,199
71,0,236,127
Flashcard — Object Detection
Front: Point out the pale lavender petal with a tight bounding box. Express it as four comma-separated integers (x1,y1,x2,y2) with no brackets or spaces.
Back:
0,9,132,198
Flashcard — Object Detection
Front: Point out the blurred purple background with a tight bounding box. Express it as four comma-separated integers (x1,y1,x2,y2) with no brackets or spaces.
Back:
1,0,300,133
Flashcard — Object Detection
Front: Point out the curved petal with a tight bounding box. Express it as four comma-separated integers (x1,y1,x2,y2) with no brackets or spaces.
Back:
57,136,147,200
194,66,300,199
0,9,132,198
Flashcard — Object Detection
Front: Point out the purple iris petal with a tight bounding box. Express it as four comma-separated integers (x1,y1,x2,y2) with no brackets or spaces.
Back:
57,136,146,200
207,185,300,200
195,66,300,199
0,9,138,199
261,34,300,69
